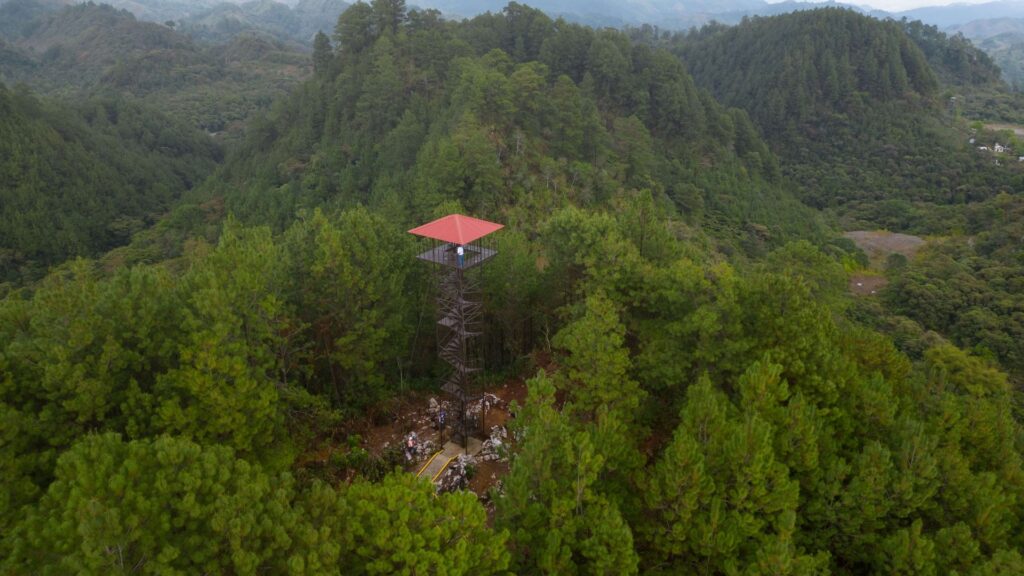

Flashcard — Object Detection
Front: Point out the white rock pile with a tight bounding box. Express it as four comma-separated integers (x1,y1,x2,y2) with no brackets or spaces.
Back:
478,425,508,462
436,453,477,493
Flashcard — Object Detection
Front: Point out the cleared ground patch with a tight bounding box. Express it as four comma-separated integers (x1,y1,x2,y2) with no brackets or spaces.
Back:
844,230,925,264
843,230,926,297
849,274,888,296
984,122,1024,137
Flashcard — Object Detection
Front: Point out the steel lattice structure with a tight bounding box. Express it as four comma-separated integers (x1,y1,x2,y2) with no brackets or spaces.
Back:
409,215,502,448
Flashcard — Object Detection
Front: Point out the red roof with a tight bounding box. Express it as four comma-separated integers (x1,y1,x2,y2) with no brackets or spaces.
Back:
408,214,504,245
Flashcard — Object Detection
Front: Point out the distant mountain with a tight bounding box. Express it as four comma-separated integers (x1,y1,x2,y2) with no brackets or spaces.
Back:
9,0,1018,34
680,8,938,135
901,18,1002,86
413,0,759,21
0,1,312,132
674,8,1011,231
895,1,1024,28
951,16,1024,40
0,0,69,38
69,0,222,23
13,2,195,67
714,1,889,24
974,33,1024,88
178,0,349,46
948,17,1024,89
0,37,36,82
412,0,883,29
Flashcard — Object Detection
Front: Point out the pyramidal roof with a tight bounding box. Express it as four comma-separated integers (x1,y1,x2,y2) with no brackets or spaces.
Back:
408,214,504,245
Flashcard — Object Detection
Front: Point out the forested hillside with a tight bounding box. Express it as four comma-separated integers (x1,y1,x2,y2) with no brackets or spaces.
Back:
178,0,351,47
165,1,825,263
951,18,1024,94
0,37,35,79
900,19,1003,87
864,192,1024,380
672,9,1024,234
975,33,1024,90
0,0,312,132
0,83,220,283
2,2,1023,574
901,18,1024,124
663,9,1024,385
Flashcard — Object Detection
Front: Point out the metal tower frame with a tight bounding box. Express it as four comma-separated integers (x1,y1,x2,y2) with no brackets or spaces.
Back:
409,215,502,449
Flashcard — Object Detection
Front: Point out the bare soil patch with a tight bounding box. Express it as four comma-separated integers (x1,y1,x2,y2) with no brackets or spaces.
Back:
469,460,510,497
984,122,1024,137
849,274,888,296
844,230,925,264
301,375,528,491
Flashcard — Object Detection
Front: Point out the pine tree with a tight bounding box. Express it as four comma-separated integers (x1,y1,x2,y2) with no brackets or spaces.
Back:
4,434,303,574
312,31,333,77
498,372,639,575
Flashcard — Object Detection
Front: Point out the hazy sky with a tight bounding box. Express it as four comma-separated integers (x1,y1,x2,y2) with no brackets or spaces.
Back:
769,0,994,12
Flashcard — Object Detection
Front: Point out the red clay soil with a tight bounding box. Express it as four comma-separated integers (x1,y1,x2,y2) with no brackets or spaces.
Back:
469,460,511,497
362,392,440,462
297,364,534,494
355,376,529,475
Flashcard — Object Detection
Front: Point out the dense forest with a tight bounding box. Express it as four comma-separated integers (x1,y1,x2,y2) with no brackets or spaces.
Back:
0,83,219,283
2,2,1023,574
0,0,312,133
163,1,826,256
876,192,1024,380
666,9,1024,234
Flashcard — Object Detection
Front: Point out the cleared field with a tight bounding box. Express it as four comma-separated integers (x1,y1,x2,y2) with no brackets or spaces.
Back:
984,122,1024,137
843,230,925,262
843,230,927,297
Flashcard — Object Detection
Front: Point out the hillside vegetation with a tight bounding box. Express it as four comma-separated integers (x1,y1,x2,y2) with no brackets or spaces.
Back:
178,0,351,47
0,0,312,132
1,3,1023,575
173,1,826,262
0,83,219,283
669,9,1024,234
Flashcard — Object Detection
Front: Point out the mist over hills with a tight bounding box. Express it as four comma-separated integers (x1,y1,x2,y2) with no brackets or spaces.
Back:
9,0,1024,33
945,16,1024,87
8,0,1024,47
898,0,1024,28
177,0,349,46
953,17,1024,40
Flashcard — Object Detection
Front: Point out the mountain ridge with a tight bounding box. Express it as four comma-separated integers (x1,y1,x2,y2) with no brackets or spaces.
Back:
0,0,312,132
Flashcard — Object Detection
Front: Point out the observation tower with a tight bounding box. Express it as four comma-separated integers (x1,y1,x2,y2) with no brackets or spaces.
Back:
409,214,503,449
